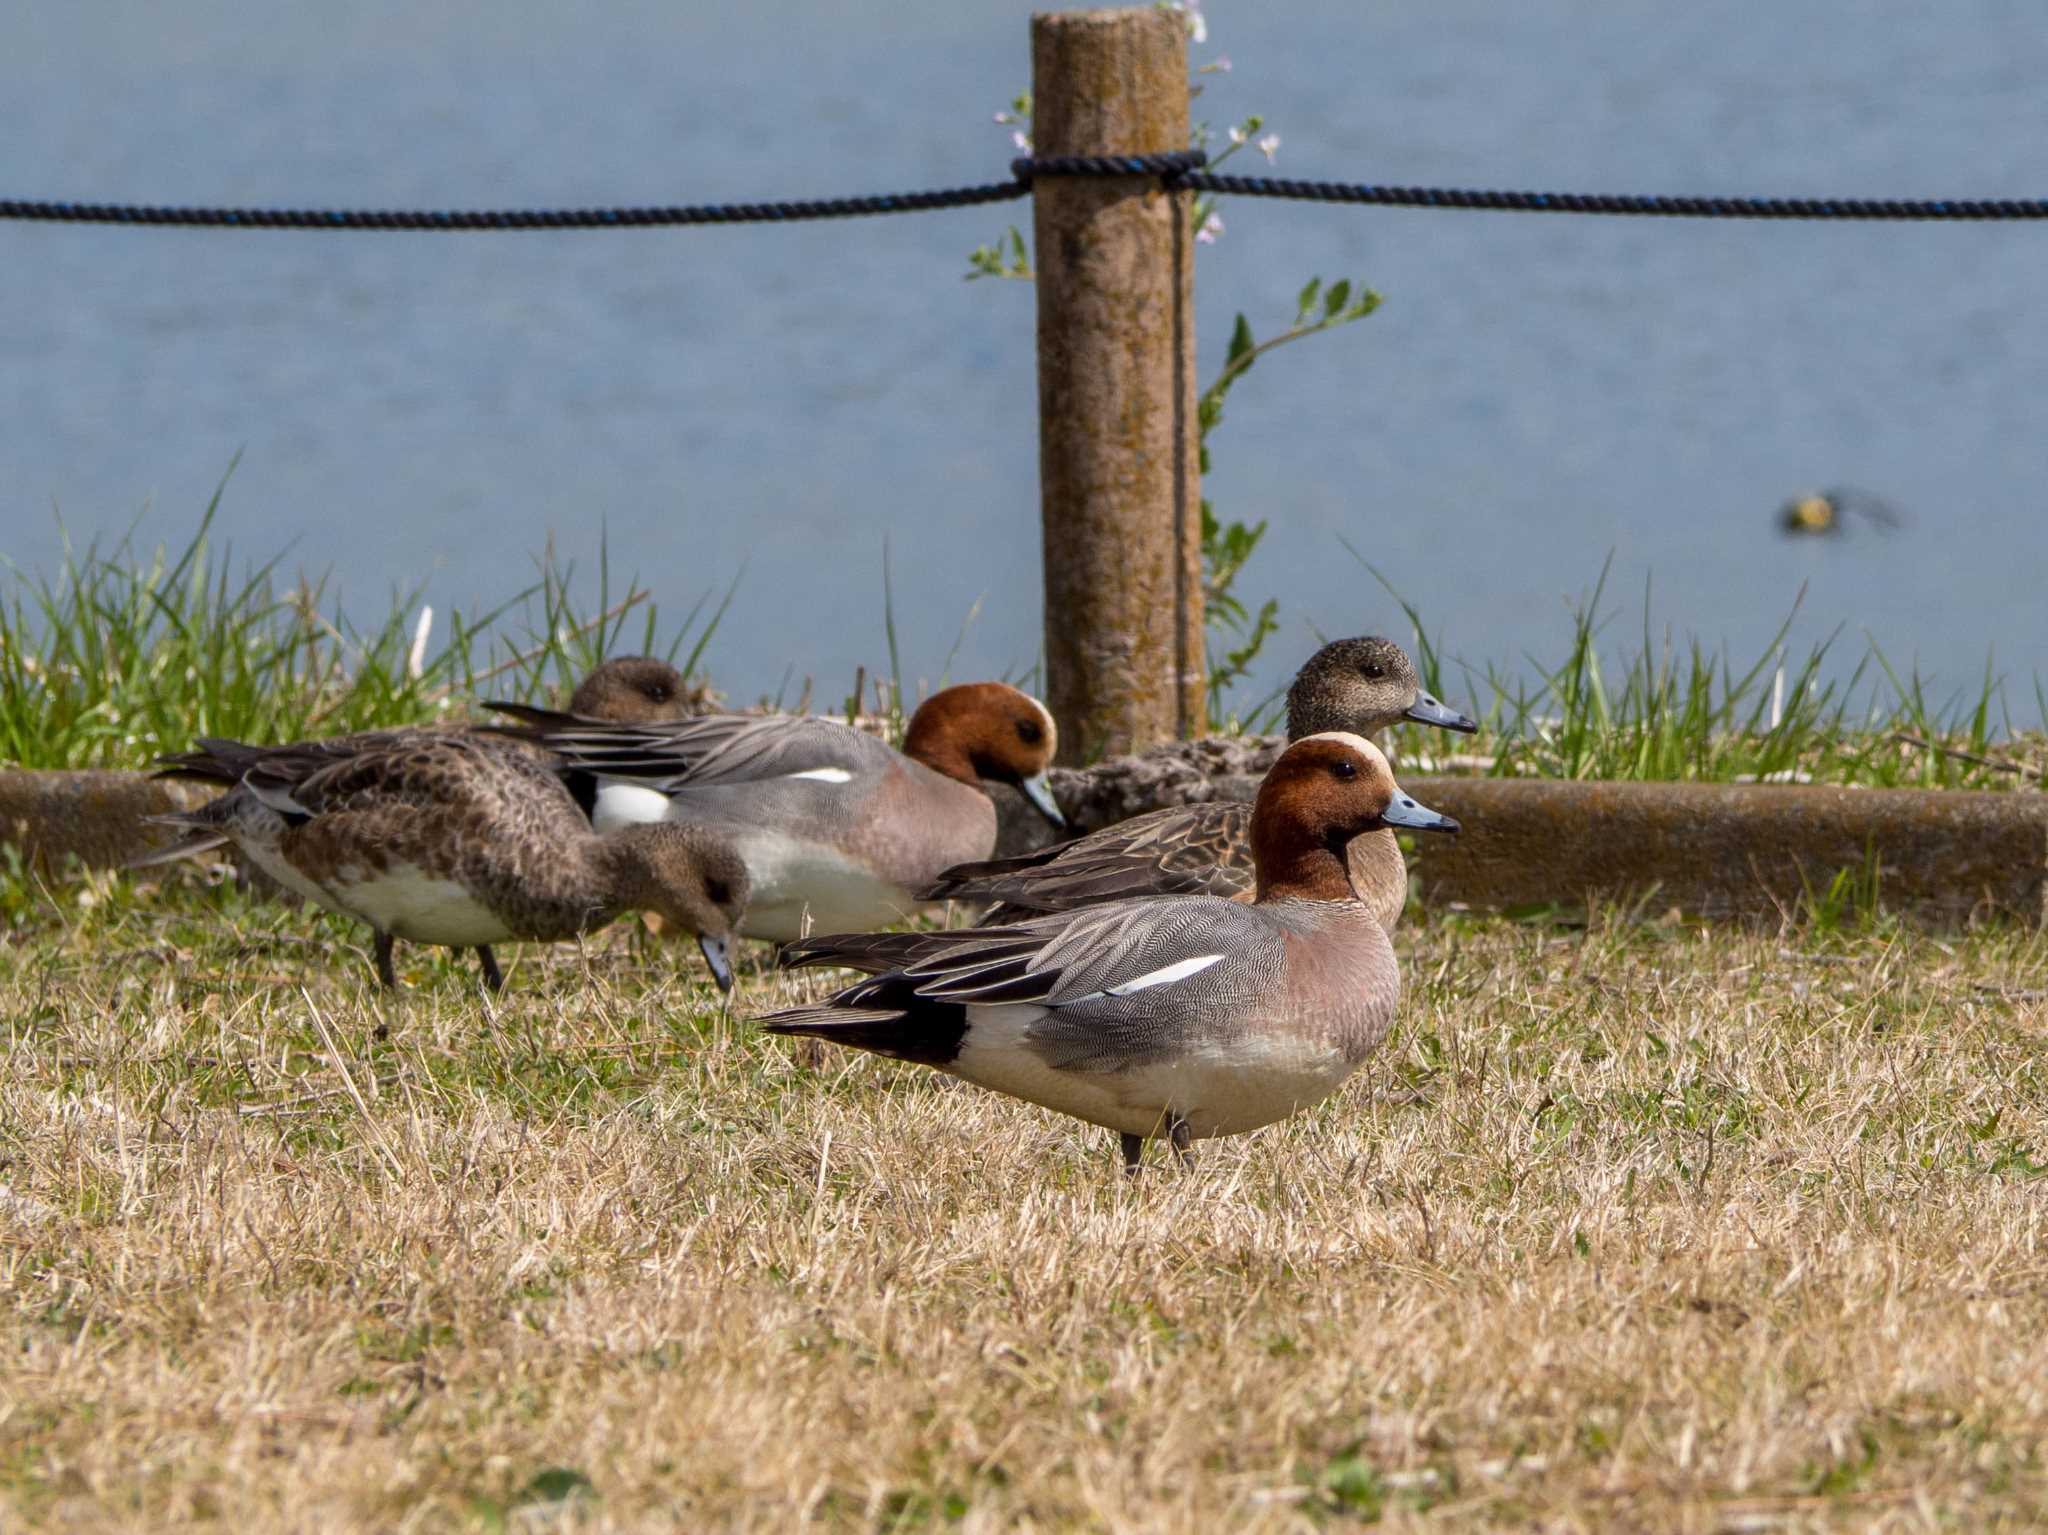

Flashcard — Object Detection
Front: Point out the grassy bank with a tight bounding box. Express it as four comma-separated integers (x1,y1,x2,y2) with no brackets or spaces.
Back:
3,879,2046,1529
5,504,2043,794
0,490,731,773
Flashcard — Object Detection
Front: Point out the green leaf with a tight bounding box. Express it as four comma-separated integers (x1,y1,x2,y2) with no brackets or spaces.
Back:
1226,313,1255,369
1323,279,1351,319
1295,278,1322,323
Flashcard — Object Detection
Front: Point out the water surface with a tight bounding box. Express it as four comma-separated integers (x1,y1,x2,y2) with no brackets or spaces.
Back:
4,1,2043,717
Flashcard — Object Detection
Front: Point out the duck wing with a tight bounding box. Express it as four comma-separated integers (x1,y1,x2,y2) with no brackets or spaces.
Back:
480,709,887,788
760,896,1283,1071
918,801,1255,913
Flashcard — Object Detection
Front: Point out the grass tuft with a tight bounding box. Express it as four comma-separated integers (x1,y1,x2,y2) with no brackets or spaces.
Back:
0,480,732,771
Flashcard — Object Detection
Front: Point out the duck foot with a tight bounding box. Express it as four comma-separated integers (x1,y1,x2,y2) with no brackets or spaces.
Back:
477,945,505,993
1119,1117,1196,1176
373,931,398,990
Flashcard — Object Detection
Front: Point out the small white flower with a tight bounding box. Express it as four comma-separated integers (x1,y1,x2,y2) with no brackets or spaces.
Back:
1169,0,1207,43
1196,211,1224,244
993,111,1013,125
1011,129,1032,152
1257,133,1281,162
1211,55,1232,72
1228,125,1246,146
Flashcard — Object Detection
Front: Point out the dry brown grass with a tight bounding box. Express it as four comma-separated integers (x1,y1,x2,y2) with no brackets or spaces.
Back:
3,872,2047,1531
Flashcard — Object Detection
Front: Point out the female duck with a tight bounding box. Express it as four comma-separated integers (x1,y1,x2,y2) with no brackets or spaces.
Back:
487,682,1065,942
919,636,1473,932
150,733,750,993
761,734,1457,1171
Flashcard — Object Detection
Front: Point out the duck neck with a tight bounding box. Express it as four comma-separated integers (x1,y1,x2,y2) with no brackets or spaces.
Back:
1344,829,1408,928
577,831,653,927
1251,812,1362,904
901,713,979,789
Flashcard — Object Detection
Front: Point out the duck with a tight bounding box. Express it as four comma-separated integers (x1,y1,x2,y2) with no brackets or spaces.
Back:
146,655,701,868
483,682,1066,942
916,636,1474,931
144,732,750,993
760,733,1458,1172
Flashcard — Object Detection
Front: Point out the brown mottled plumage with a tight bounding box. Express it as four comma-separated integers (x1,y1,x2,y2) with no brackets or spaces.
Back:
144,654,700,889
147,734,750,993
919,636,1475,931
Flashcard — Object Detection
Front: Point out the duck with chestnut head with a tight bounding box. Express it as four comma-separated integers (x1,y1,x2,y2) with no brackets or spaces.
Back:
764,733,1457,1172
485,681,1065,942
918,635,1473,932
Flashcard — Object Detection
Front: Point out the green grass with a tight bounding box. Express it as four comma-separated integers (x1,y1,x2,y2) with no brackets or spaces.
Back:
1359,550,2045,791
0,471,734,771
3,485,2041,791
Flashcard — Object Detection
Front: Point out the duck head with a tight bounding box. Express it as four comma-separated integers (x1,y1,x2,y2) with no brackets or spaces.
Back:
1250,732,1458,901
902,682,1065,828
1287,636,1477,739
608,822,754,991
567,656,699,723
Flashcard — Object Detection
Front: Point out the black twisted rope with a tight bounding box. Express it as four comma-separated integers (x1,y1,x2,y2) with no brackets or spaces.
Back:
0,179,1028,230
1176,170,2048,220
5,148,2046,228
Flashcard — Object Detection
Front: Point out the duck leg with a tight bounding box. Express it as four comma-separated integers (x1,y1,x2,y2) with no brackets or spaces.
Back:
1119,1133,1146,1176
373,931,399,990
476,946,506,993
1168,1115,1196,1170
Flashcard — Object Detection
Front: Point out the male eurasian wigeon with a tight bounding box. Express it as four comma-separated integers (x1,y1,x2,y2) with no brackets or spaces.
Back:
484,682,1065,942
144,733,751,993
919,636,1474,932
762,733,1458,1171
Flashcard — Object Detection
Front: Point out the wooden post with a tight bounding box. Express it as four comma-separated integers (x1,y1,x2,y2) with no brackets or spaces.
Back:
1031,7,1204,764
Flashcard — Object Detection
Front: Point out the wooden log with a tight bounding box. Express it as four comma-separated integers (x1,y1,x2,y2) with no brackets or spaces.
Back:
1031,7,1205,763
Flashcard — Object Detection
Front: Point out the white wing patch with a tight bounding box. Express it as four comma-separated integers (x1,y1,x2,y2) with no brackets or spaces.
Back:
590,781,674,832
784,766,854,784
1101,953,1225,998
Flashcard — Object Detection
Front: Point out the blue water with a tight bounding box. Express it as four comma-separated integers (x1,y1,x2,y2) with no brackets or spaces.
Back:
5,1,2045,720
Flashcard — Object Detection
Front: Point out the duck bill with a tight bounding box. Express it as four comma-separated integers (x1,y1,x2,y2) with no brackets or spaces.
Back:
1403,690,1479,734
697,932,735,993
1017,771,1066,829
1380,792,1460,835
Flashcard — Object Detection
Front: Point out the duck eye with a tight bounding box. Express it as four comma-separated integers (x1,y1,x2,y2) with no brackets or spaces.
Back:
1016,719,1043,745
646,684,671,702
705,880,731,906
1332,759,1358,780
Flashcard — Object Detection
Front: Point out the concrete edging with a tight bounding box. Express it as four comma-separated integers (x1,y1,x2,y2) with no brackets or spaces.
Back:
6,761,2044,927
0,770,217,875
1014,748,2048,928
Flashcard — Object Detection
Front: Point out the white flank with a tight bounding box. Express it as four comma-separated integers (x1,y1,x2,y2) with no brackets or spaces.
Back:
783,766,854,784
731,826,915,942
955,1002,1354,1141
1102,953,1225,997
344,863,510,945
590,781,673,832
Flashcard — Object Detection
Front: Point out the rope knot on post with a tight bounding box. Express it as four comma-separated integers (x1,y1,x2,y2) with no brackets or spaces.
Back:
1009,150,1209,189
